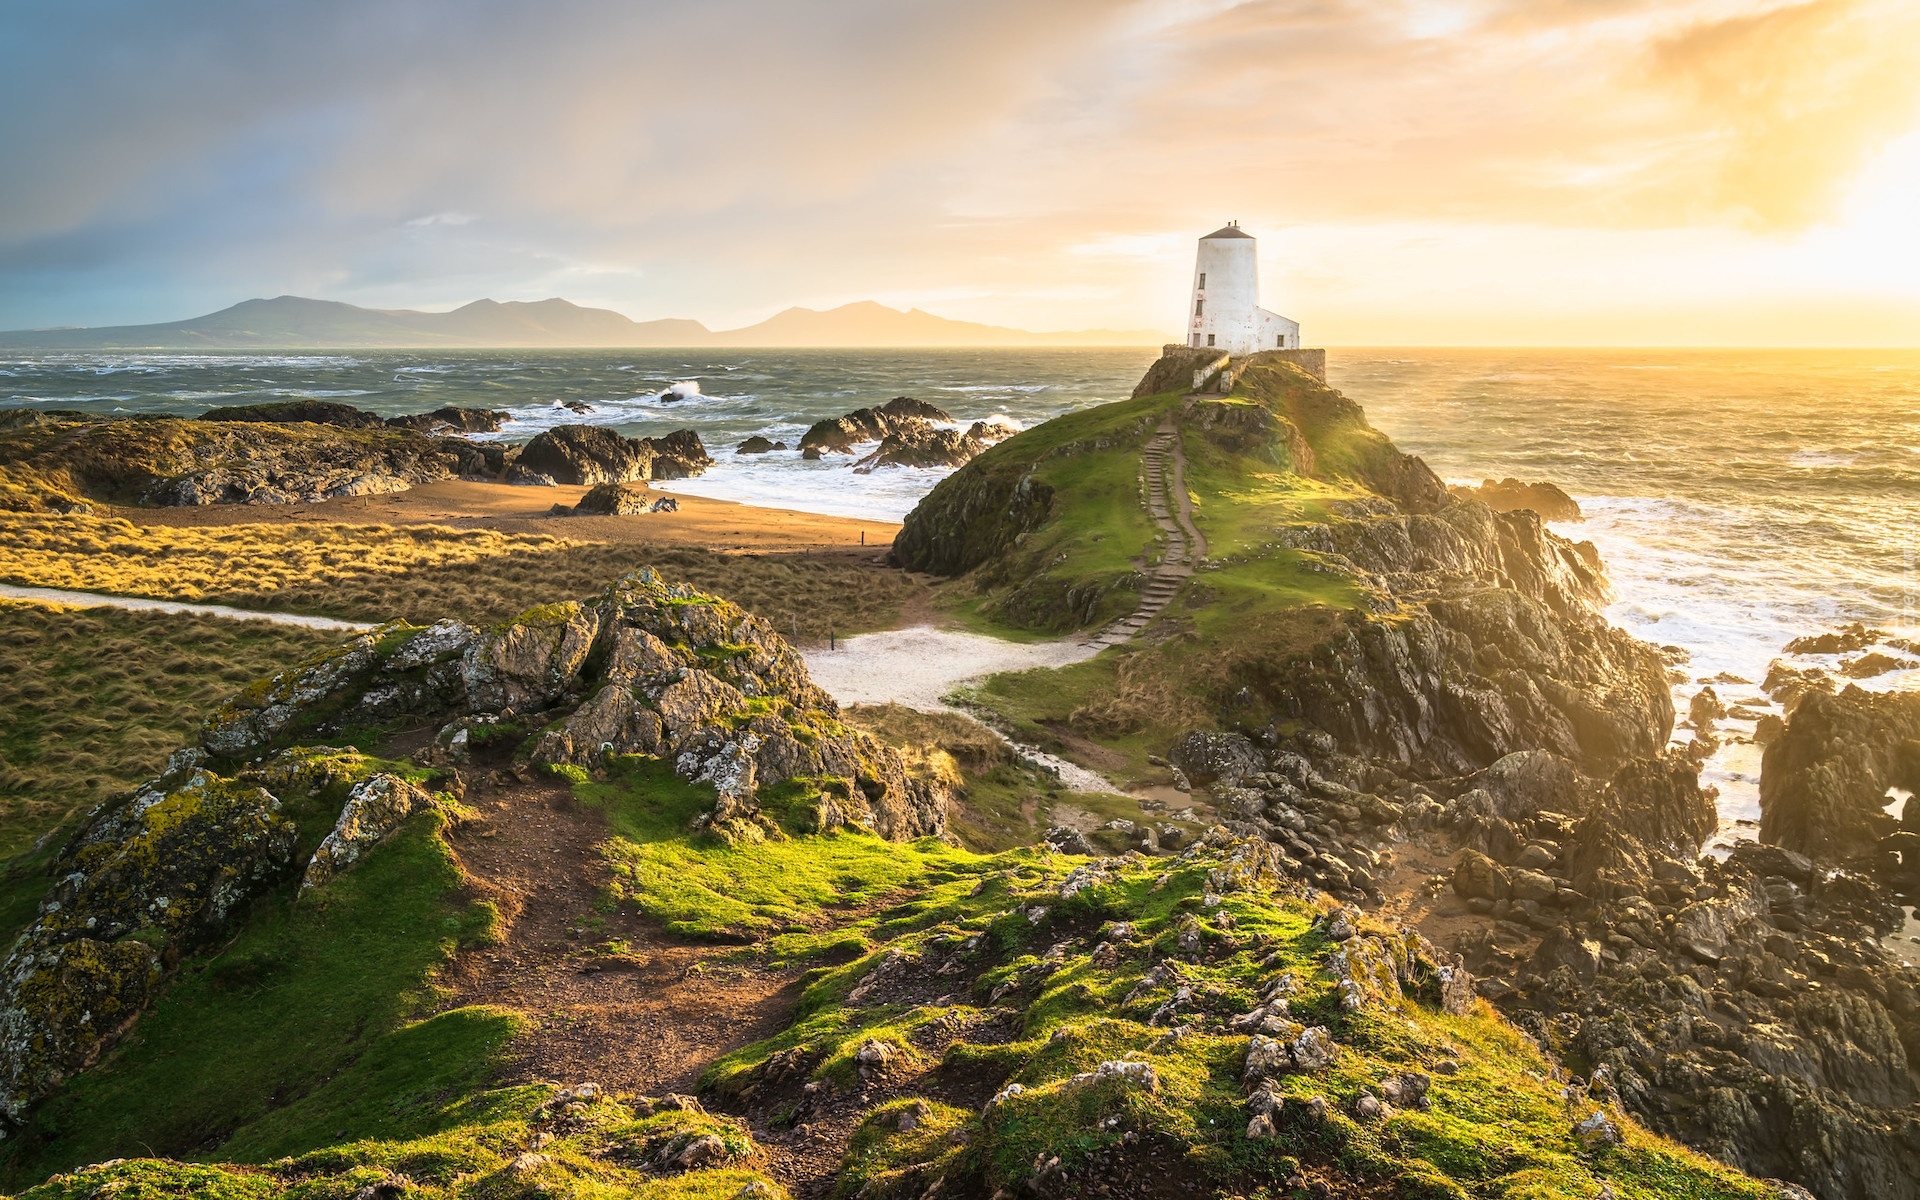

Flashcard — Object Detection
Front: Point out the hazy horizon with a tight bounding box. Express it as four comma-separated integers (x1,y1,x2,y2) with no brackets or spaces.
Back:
4,1,1919,346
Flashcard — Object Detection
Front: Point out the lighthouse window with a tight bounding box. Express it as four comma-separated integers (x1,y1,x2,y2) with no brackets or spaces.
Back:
1198,273,1206,289
1194,299,1204,316
1277,334,1284,347
1207,334,1216,347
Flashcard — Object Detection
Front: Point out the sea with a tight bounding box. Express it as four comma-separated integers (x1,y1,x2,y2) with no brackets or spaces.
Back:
5,346,1917,844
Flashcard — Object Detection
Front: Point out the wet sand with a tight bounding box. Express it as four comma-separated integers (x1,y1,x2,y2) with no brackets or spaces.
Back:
113,479,901,554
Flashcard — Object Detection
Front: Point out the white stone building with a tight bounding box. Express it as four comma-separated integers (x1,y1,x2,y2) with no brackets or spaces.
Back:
1186,222,1298,355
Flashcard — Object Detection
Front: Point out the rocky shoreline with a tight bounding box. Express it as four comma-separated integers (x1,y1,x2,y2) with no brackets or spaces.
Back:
0,401,712,512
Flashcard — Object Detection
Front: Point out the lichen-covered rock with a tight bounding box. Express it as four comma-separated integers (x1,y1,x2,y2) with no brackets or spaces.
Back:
205,569,944,842
0,768,296,1119
462,603,599,714
202,620,475,759
301,773,439,893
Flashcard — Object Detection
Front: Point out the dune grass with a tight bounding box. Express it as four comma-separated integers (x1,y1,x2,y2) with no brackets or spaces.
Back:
0,601,343,862
0,514,568,601
213,541,924,638
0,512,922,638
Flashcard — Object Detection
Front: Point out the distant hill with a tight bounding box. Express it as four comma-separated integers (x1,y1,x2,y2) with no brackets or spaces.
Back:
0,295,1160,350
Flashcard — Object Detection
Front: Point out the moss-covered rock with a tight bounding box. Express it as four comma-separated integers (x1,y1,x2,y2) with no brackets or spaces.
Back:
0,765,296,1119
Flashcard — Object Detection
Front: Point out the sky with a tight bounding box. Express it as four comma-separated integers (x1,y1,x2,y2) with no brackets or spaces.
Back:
3,0,1919,344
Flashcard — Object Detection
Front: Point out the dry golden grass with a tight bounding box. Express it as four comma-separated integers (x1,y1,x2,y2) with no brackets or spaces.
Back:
212,541,923,637
0,514,569,601
0,601,343,860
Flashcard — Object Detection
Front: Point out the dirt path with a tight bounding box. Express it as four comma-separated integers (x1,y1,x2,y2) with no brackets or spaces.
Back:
442,775,804,1098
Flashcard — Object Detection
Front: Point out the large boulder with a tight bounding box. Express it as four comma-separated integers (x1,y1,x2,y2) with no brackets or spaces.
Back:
799,397,953,458
1760,686,1920,862
508,425,709,486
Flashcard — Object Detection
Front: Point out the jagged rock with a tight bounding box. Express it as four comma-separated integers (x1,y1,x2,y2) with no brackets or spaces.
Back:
1044,827,1096,856
202,399,387,428
1170,731,1264,788
1574,1110,1620,1147
1289,1025,1340,1072
1467,750,1588,821
1760,686,1920,862
385,406,509,435
508,425,710,486
1448,477,1582,521
1564,751,1716,899
301,774,439,893
735,436,785,454
203,571,944,843
799,397,951,457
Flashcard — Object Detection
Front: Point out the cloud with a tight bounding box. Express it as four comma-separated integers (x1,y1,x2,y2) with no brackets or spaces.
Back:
0,0,1915,336
1649,0,1920,228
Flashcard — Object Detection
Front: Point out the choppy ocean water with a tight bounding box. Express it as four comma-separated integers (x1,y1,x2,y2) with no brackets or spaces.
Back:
6,346,1916,841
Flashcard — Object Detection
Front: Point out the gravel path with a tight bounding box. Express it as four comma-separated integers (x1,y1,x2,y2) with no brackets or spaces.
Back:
0,582,373,631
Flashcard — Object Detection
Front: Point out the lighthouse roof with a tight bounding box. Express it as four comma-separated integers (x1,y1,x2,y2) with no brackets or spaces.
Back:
1201,223,1253,240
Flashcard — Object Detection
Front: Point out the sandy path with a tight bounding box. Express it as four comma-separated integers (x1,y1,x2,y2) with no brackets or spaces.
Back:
0,582,373,631
803,626,1121,793
803,625,1098,712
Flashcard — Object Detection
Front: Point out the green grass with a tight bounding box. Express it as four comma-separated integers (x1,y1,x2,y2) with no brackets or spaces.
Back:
699,836,1770,1200
578,756,990,939
0,807,502,1185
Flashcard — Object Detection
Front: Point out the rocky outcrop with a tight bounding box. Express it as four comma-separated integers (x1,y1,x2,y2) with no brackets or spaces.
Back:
0,409,507,509
200,399,388,428
385,406,509,435
852,420,1013,472
735,436,785,455
0,757,297,1120
1448,478,1583,522
1253,581,1669,777
798,397,952,458
299,773,439,894
200,571,945,843
1760,686,1920,862
507,425,711,487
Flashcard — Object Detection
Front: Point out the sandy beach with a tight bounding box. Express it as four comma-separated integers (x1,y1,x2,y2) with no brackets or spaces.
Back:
113,479,902,554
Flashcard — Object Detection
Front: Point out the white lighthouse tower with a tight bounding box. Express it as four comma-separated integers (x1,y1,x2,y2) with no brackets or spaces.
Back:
1187,222,1298,355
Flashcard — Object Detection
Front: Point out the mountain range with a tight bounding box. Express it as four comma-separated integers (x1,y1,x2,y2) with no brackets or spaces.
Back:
0,296,1163,349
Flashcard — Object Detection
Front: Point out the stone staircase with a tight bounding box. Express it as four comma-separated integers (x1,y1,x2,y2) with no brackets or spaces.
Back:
1087,420,1205,648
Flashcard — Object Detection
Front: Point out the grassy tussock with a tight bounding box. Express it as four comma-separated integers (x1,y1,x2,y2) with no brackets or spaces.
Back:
0,514,567,601
0,513,921,637
0,602,341,861
213,542,923,638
